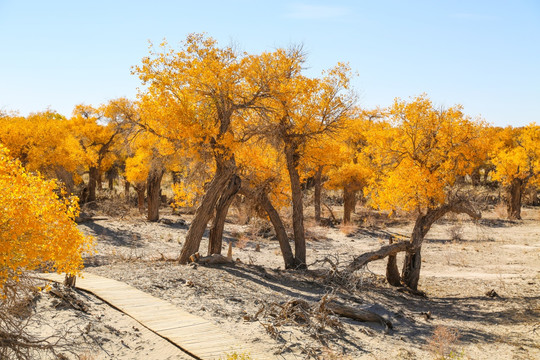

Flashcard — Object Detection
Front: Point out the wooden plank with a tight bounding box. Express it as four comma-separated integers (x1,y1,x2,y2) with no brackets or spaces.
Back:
38,272,272,359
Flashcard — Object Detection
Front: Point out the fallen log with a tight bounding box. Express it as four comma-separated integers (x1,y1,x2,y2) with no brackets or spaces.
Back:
196,254,234,265
285,298,393,329
325,301,393,329
346,241,410,273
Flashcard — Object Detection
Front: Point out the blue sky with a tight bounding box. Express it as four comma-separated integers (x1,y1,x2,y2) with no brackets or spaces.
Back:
0,0,538,126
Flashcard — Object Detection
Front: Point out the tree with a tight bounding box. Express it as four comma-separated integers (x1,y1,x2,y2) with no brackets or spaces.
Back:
491,124,540,220
365,95,487,290
134,34,299,263
70,99,132,203
0,144,93,292
323,111,376,224
0,111,85,194
258,62,356,266
235,137,296,268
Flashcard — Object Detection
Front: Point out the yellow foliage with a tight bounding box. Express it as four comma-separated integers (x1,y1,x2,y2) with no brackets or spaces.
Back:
0,111,86,179
366,95,488,213
491,123,540,187
0,145,93,293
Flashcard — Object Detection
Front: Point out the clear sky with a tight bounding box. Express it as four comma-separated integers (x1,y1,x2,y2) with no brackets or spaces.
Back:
0,0,538,127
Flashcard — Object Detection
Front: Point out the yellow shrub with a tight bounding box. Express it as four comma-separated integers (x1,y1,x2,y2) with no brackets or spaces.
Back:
0,144,93,294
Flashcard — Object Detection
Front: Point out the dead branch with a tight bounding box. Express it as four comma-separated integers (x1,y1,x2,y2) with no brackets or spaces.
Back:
346,241,411,273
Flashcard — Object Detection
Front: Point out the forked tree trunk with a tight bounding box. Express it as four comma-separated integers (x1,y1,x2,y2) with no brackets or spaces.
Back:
314,167,322,224
147,167,165,222
506,178,524,220
343,187,356,224
285,143,306,268
88,166,98,202
259,192,296,269
179,164,235,264
208,175,241,255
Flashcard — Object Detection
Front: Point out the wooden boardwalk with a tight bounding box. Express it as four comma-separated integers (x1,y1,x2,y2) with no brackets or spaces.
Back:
40,272,269,360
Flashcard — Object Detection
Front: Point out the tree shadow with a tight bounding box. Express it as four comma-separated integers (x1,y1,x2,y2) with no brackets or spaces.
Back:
80,221,146,248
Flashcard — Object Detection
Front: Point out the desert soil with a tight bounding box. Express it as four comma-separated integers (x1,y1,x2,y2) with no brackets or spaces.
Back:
28,205,539,359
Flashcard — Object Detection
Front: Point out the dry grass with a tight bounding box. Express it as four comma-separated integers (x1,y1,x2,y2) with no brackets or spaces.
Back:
427,325,464,360
338,223,358,235
447,223,464,242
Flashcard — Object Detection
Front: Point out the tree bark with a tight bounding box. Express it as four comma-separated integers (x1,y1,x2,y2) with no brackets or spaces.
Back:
386,236,401,286
147,166,164,222
343,187,356,224
506,178,524,220
88,166,98,202
179,163,235,264
314,167,322,224
258,192,297,269
208,175,241,255
284,143,306,268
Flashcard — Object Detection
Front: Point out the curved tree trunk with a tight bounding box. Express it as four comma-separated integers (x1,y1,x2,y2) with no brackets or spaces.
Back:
314,167,322,224
147,166,165,222
343,187,356,224
259,192,296,269
208,175,241,255
285,143,306,268
507,178,524,220
88,166,98,202
179,162,235,264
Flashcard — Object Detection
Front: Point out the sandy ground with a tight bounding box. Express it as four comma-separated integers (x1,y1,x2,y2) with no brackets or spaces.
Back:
26,204,540,359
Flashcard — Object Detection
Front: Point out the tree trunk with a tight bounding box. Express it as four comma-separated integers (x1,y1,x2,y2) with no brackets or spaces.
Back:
147,166,164,222
97,170,103,191
506,178,524,220
343,187,356,224
259,192,296,269
171,171,181,185
401,246,423,290
179,164,235,264
124,179,130,198
314,167,322,224
386,236,401,286
108,177,114,190
285,143,306,268
134,182,145,214
88,166,98,202
54,166,75,196
208,175,241,255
